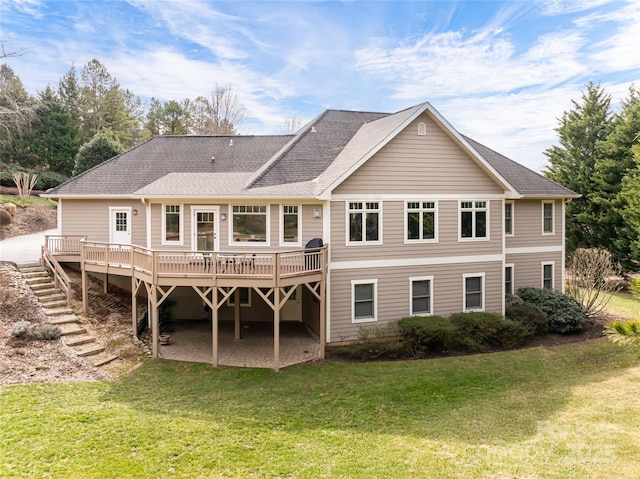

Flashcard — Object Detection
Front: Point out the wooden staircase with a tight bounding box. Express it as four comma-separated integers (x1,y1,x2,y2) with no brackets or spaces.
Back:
19,263,118,367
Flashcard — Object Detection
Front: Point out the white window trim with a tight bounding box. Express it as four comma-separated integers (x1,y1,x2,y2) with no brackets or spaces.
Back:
458,200,490,242
346,201,383,246
409,275,434,316
351,279,378,323
162,203,183,246
404,201,438,244
227,287,251,307
505,264,515,296
505,200,514,237
279,204,302,247
417,121,427,136
229,204,271,247
542,261,555,289
542,200,555,235
463,272,485,312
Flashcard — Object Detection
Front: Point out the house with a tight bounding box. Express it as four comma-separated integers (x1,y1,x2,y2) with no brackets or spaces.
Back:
43,102,578,370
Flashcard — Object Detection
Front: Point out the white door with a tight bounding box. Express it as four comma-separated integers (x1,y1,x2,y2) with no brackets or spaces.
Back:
109,207,132,245
191,207,219,251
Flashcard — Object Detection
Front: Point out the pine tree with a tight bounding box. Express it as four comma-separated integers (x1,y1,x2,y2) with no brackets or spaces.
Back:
544,83,613,253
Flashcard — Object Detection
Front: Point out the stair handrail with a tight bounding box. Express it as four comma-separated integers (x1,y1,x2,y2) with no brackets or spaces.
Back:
41,243,72,307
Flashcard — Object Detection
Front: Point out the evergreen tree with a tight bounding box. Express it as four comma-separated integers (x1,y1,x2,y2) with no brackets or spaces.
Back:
31,86,81,177
544,83,613,253
57,65,82,132
596,86,640,269
73,130,124,175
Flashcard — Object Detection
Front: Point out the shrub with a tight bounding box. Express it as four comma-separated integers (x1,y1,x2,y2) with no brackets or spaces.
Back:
398,315,455,357
630,278,640,299
35,170,69,190
505,294,524,307
449,312,531,351
34,324,62,340
10,321,31,339
506,303,549,335
518,287,585,334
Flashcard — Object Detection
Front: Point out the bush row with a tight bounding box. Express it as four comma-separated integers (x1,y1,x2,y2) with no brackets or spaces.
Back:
333,288,586,361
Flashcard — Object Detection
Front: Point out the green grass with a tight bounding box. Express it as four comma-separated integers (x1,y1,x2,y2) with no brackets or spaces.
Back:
605,290,640,319
2,339,640,478
0,194,57,208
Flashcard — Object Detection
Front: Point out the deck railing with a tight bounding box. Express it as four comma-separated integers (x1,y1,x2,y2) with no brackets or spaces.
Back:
79,240,327,283
44,235,86,256
41,243,72,306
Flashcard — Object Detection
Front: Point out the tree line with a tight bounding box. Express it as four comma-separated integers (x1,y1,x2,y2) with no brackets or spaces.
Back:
544,83,640,271
1,56,248,186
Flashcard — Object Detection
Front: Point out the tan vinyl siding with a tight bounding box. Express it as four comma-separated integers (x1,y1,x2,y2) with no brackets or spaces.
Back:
506,199,564,249
149,201,324,252
60,199,146,245
330,199,503,263
506,251,564,292
334,114,504,195
328,261,503,342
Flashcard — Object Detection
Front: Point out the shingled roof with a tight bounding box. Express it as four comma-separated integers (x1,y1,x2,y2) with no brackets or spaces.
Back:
47,102,577,199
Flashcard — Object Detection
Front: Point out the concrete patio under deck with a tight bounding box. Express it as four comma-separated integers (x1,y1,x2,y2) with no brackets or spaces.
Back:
158,320,321,368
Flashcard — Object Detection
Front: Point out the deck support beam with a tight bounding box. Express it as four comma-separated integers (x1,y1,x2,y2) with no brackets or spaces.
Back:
273,288,280,372
81,268,88,313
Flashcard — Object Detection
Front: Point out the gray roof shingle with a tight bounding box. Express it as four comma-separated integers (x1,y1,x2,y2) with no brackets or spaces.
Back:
47,103,577,199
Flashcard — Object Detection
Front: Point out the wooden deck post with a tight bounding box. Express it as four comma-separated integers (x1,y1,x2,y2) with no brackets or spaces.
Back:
273,288,280,372
81,268,88,313
131,276,137,339
319,280,326,359
212,288,219,367
234,289,241,341
150,286,158,358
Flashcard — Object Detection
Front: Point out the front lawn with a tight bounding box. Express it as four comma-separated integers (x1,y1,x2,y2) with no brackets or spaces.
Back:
1,339,639,478
605,290,640,319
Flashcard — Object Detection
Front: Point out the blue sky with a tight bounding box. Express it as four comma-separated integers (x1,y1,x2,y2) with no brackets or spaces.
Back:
2,0,638,171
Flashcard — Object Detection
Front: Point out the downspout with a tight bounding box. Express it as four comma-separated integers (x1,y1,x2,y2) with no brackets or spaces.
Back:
142,198,151,249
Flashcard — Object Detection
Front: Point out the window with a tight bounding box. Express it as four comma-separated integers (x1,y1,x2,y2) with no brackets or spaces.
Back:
417,122,427,136
410,276,433,316
352,279,377,322
115,212,127,232
463,273,485,311
227,287,251,307
232,205,268,244
542,201,554,234
542,263,554,289
348,202,380,244
460,201,488,240
505,265,514,295
406,201,437,242
163,204,182,244
281,205,300,245
505,201,514,235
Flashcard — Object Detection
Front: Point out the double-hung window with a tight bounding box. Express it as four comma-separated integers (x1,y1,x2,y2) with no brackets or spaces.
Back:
410,276,433,316
348,202,381,244
232,205,268,244
542,263,554,289
542,201,554,234
352,279,377,322
406,201,437,242
505,265,514,295
281,205,301,246
463,273,485,311
460,201,488,240
505,201,514,236
163,204,182,244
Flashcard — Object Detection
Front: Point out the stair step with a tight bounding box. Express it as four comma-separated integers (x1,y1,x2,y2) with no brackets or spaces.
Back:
31,283,56,291
23,272,49,279
92,353,119,367
25,277,52,285
42,299,68,309
44,307,74,316
39,293,66,302
65,335,96,347
76,343,105,357
18,265,45,273
58,323,87,336
49,314,79,325
34,289,61,298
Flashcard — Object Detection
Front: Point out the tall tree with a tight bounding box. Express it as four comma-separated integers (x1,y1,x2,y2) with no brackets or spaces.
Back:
619,140,640,268
161,100,188,135
594,86,640,269
191,85,247,135
57,65,82,131
73,130,124,175
544,83,613,253
30,86,81,177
